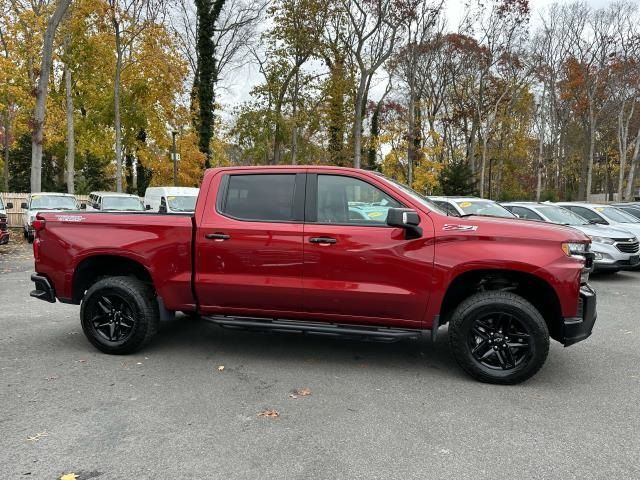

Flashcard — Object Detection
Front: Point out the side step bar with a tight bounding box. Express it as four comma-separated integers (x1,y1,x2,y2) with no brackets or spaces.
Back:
203,316,425,343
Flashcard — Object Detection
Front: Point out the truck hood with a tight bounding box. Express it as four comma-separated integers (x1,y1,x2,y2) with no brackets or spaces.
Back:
439,215,590,242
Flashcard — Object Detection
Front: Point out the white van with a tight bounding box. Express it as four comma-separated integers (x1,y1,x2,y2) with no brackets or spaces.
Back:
143,187,199,214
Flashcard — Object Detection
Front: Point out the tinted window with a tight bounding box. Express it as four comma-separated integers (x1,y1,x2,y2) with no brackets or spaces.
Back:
223,174,296,222
455,200,515,218
511,206,543,221
433,200,460,217
619,206,640,220
317,175,401,225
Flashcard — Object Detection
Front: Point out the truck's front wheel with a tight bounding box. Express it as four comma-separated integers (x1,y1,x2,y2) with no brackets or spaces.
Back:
448,291,549,385
80,276,159,354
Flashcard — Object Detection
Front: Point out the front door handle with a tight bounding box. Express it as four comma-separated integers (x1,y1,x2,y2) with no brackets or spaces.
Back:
309,237,337,244
206,232,230,241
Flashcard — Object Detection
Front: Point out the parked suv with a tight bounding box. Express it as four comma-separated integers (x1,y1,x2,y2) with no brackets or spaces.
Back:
503,202,639,272
22,193,82,243
428,196,516,218
557,202,640,240
0,196,11,245
88,192,145,212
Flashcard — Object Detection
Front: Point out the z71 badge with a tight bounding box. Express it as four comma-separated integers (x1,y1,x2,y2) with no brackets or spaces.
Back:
55,215,86,222
443,224,478,232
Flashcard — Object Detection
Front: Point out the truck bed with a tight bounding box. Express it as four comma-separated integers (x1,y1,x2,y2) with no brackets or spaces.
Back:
34,212,195,311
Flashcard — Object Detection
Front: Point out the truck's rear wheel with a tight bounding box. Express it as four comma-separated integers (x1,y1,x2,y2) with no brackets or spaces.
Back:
448,291,549,385
80,276,159,354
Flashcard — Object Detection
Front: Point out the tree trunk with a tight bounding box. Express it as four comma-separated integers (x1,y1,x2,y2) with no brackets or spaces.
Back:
2,113,9,191
291,69,299,165
625,128,640,200
64,35,75,194
353,75,368,169
585,106,596,202
407,82,416,187
31,0,72,193
114,42,123,192
479,135,488,198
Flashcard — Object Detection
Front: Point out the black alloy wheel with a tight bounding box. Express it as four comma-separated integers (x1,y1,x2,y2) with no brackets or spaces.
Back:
80,276,159,354
89,294,136,343
468,313,531,371
448,291,550,385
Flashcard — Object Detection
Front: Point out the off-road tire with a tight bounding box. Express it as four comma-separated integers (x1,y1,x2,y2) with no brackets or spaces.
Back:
448,291,550,385
80,276,159,354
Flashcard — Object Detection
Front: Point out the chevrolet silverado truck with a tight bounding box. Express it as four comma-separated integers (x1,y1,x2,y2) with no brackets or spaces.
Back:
29,166,597,384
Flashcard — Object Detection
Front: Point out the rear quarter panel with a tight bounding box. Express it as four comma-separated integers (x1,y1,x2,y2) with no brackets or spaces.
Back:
35,212,194,310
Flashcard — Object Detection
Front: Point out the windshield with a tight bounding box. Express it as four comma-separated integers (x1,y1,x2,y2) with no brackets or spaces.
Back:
377,176,446,214
596,206,640,223
536,206,589,225
456,200,515,218
167,195,197,212
102,196,145,211
30,195,78,210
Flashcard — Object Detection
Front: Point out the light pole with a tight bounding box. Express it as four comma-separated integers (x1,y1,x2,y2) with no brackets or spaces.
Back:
171,130,178,186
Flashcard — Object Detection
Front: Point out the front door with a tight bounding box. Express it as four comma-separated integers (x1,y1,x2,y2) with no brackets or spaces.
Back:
302,172,434,328
195,171,306,316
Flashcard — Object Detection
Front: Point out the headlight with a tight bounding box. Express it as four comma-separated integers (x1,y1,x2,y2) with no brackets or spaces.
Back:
589,235,615,245
561,242,587,256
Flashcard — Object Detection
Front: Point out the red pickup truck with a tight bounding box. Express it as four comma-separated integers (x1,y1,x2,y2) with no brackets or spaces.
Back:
30,166,596,384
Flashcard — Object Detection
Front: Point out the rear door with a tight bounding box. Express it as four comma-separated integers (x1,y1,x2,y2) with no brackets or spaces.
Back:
302,172,434,327
195,171,306,316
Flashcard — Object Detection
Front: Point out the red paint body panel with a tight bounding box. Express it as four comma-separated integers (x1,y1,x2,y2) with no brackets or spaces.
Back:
34,166,590,333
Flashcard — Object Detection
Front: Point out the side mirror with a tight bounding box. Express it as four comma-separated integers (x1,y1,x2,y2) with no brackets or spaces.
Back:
145,204,151,210
6,202,13,209
386,208,422,239
21,202,28,209
80,203,86,209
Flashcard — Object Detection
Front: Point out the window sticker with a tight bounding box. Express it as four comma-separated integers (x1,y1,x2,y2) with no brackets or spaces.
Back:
458,201,472,208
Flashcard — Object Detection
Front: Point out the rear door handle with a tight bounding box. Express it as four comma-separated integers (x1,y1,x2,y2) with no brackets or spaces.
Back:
205,233,230,241
309,237,337,244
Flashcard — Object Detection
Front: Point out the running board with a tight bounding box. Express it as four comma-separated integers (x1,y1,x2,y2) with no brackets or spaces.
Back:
203,316,424,343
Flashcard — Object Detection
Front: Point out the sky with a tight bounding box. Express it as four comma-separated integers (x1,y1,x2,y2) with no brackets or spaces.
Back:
217,0,617,115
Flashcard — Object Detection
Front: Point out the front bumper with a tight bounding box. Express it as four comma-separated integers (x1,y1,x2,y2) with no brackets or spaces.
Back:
562,284,597,347
30,274,56,303
0,231,8,245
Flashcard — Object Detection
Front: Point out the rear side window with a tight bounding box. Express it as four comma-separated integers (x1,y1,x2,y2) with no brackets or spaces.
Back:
567,206,604,223
221,174,296,222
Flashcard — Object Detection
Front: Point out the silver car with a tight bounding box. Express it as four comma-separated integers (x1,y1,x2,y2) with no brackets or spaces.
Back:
503,202,640,272
22,193,83,243
428,196,516,218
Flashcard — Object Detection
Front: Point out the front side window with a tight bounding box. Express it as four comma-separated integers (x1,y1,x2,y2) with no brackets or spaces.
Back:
316,175,401,225
597,206,640,223
222,174,296,222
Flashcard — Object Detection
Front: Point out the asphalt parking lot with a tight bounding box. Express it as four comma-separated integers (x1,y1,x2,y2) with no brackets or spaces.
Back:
1,234,639,480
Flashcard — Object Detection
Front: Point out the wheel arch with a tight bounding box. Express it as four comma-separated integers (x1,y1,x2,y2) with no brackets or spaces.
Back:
439,268,563,341
72,254,154,304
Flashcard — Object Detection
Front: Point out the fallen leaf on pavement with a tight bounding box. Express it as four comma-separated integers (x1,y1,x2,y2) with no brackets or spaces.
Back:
218,365,225,371
257,409,279,418
289,387,312,399
59,473,79,480
26,431,47,442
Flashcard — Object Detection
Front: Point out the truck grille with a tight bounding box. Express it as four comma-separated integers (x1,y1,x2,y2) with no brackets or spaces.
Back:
613,238,639,254
0,215,7,232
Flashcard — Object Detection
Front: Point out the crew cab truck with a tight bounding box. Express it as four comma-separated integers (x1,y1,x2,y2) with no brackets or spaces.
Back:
29,166,597,384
